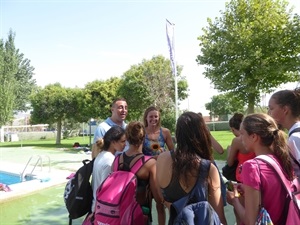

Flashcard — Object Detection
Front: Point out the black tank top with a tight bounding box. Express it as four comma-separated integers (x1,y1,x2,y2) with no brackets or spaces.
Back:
161,150,187,202
120,153,149,193
121,153,143,171
161,150,210,203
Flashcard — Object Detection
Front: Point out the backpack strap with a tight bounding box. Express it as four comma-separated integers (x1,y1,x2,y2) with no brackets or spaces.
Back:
289,127,300,137
170,151,211,193
254,158,265,208
256,155,293,198
112,154,121,172
130,155,152,174
170,151,211,182
181,159,211,198
169,159,211,218
195,159,211,199
289,152,300,169
198,159,211,183
288,127,300,168
112,154,152,174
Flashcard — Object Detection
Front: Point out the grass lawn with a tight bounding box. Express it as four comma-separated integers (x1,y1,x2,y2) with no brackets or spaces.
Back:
0,131,234,161
211,131,234,161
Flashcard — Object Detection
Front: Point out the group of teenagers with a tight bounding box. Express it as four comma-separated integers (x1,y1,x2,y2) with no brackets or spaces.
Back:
85,87,300,225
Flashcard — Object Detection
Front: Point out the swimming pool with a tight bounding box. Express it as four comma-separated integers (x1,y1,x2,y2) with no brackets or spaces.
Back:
0,171,37,185
0,171,22,185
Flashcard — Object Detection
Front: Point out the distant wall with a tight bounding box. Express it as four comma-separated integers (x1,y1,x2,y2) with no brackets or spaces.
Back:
206,121,230,131
16,132,57,141
3,122,230,142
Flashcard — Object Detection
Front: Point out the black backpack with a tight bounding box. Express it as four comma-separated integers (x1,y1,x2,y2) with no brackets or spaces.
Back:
64,159,94,225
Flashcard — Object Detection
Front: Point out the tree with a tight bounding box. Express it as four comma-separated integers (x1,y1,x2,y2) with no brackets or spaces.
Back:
160,109,176,134
197,0,300,113
205,93,245,120
83,77,122,121
0,31,17,126
14,50,36,111
0,30,36,126
30,83,83,144
117,55,188,121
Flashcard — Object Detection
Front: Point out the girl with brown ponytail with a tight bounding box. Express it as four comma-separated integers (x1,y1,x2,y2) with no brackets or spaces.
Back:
227,113,293,225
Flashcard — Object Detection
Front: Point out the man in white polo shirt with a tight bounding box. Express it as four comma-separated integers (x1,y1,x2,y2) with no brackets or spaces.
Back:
92,98,128,157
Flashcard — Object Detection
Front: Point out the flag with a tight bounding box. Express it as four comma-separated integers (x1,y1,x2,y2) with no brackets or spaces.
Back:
166,19,177,76
166,19,179,121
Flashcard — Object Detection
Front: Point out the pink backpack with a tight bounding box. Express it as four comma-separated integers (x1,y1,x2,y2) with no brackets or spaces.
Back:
92,154,152,225
257,155,300,224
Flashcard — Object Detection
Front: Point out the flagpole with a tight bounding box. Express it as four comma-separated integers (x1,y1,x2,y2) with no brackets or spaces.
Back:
166,19,179,122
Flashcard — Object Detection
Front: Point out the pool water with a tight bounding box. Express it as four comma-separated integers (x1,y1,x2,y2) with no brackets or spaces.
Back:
0,171,37,185
0,171,21,185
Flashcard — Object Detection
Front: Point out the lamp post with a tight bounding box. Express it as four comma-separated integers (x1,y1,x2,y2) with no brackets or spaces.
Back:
89,118,94,147
209,85,216,131
211,102,215,131
187,88,190,110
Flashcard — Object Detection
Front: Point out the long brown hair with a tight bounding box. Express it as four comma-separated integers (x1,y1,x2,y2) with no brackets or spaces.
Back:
173,112,213,187
242,113,294,180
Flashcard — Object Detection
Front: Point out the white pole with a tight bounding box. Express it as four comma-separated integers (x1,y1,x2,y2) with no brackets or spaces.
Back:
166,19,178,121
174,73,178,121
0,126,4,143
82,122,85,142
172,23,178,121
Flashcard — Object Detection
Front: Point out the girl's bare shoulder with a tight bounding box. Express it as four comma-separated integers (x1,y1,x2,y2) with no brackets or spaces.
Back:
157,150,171,163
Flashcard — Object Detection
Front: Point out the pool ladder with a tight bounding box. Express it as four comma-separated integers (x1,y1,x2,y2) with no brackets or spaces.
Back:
21,155,51,182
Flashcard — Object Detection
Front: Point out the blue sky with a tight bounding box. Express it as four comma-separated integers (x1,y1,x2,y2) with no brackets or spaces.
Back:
1,0,300,115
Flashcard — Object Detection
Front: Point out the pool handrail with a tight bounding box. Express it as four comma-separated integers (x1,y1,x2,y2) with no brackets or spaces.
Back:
21,155,51,181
